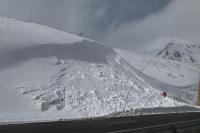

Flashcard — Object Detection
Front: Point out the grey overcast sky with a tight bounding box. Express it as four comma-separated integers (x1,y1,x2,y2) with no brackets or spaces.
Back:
0,0,199,50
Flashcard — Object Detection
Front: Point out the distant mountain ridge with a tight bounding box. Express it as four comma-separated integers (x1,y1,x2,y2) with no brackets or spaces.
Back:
155,38,200,64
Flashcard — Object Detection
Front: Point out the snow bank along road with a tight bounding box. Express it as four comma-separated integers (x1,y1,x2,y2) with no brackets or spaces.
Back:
1,112,200,133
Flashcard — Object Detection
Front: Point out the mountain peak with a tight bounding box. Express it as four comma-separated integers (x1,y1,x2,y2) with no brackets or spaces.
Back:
156,38,200,64
164,38,194,45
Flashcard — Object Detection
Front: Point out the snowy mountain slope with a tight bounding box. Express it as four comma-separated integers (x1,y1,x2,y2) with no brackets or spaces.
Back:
116,49,199,86
0,16,83,70
0,16,83,47
116,49,199,105
0,17,184,122
153,38,200,64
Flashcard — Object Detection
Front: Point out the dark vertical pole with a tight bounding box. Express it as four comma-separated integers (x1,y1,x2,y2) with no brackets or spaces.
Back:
29,7,32,23
198,77,200,106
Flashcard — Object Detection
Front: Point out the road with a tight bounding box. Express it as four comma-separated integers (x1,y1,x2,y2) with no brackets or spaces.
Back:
1,112,200,133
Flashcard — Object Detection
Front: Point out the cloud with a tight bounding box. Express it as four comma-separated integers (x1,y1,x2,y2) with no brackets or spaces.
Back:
0,0,36,20
4,0,197,51
102,0,200,50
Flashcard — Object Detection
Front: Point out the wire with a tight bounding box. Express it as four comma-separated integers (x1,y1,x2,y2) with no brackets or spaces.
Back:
122,60,150,112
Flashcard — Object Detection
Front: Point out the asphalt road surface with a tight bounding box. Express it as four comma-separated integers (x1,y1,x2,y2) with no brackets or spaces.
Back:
1,112,200,133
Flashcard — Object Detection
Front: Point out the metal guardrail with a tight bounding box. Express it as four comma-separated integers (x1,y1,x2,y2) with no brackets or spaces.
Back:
0,112,200,133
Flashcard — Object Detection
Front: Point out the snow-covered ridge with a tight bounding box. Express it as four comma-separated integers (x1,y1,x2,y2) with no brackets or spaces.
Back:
155,38,200,64
0,16,83,48
0,16,114,70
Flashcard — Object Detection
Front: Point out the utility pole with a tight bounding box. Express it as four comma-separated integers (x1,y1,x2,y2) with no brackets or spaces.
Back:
29,7,32,23
29,1,34,23
198,77,200,106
